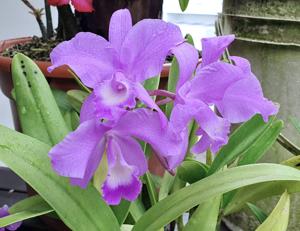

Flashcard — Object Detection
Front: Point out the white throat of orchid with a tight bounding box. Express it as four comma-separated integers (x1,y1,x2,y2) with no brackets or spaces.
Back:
96,72,131,106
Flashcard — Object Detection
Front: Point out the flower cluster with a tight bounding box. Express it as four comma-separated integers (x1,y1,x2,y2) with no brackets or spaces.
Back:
48,9,278,205
0,205,21,231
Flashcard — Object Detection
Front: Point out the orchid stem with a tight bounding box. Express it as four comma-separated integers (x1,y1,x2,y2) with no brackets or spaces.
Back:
277,133,300,156
148,89,176,100
21,0,47,40
156,97,173,106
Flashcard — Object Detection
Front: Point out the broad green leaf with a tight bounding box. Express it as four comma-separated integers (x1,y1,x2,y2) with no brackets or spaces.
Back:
183,195,221,231
224,181,300,215
63,110,79,131
143,75,160,101
255,191,290,231
281,155,300,170
208,115,276,174
144,172,158,205
12,53,69,145
111,200,131,225
179,0,189,12
129,198,145,222
51,88,73,112
238,120,283,165
0,196,53,227
177,160,208,184
0,125,119,231
67,89,89,113
159,172,175,201
247,203,268,224
165,58,179,118
121,224,133,231
132,164,300,231
12,54,51,145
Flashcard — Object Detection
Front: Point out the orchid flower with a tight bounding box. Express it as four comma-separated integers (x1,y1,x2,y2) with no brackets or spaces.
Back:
48,9,197,125
48,0,94,12
49,108,188,205
171,35,278,154
0,205,22,231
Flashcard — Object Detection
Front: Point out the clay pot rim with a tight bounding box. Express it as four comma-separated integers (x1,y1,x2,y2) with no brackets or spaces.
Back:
0,36,171,79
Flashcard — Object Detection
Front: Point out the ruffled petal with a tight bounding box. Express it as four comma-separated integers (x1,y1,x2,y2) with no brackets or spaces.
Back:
49,119,107,180
80,93,96,123
171,42,198,90
230,56,251,73
190,62,243,104
201,35,235,67
109,9,132,51
113,136,147,176
49,32,117,88
102,138,142,205
194,104,230,153
114,109,188,170
120,19,183,82
71,0,94,12
217,76,278,123
171,100,230,154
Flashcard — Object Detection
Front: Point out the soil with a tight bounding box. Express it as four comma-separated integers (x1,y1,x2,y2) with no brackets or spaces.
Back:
0,35,197,63
1,36,62,61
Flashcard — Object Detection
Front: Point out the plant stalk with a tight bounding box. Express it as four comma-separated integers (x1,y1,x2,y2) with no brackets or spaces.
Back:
21,0,47,40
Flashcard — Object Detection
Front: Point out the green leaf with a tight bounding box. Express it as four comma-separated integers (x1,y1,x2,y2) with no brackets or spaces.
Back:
0,196,53,227
121,224,133,231
177,160,208,184
0,125,119,231
143,75,160,101
132,164,300,231
12,54,51,145
183,195,221,231
67,89,89,113
129,198,145,222
281,155,300,170
165,58,179,118
179,0,189,12
208,115,276,174
247,203,268,224
144,172,158,205
111,200,131,225
238,120,283,165
255,191,290,231
51,88,73,113
159,172,175,201
185,34,194,46
224,181,300,215
12,53,69,145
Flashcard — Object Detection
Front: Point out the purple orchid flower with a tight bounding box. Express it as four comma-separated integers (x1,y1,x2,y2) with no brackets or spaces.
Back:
48,9,197,125
171,35,278,155
49,108,188,205
0,205,22,231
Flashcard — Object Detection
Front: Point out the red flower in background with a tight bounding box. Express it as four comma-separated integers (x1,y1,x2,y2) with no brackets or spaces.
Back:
48,0,94,12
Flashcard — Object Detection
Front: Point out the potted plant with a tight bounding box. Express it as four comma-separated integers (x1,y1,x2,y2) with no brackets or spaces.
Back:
1,7,300,231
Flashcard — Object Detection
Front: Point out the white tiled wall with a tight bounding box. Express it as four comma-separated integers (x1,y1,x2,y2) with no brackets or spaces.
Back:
163,0,223,49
